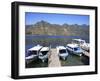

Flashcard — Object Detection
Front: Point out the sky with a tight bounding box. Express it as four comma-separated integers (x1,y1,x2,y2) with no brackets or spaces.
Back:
25,12,89,25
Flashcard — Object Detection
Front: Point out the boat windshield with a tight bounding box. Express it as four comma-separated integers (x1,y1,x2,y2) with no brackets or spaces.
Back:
28,51,37,56
41,51,48,55
59,49,66,54
74,47,80,51
73,41,79,44
74,40,85,44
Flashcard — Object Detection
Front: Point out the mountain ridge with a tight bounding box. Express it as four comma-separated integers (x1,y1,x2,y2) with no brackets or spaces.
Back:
25,20,89,37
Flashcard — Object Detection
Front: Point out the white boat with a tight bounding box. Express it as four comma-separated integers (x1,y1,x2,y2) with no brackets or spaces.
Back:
38,47,50,62
56,46,68,60
72,39,90,52
25,45,43,64
66,44,83,56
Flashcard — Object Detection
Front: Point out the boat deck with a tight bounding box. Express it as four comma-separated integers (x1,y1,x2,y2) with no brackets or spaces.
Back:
48,48,61,67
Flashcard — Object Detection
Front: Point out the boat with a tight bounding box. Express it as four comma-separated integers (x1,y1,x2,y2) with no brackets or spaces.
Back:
66,44,83,56
25,45,43,64
72,39,90,52
38,47,50,62
56,46,69,60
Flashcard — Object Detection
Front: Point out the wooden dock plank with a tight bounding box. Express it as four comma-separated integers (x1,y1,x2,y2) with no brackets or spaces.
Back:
48,48,61,67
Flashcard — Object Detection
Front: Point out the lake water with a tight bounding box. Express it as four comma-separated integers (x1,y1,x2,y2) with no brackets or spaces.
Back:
25,35,89,56
25,35,89,68
26,35,89,41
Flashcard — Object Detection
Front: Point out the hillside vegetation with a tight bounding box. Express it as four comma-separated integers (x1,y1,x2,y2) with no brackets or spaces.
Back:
26,20,89,37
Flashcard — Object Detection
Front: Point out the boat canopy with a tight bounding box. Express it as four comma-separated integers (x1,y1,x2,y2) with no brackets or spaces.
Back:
72,39,85,42
57,46,66,50
28,45,43,51
40,47,49,51
67,44,79,48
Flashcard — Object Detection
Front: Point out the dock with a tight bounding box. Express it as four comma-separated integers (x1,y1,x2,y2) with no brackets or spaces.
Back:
80,46,90,57
82,50,90,57
48,48,61,67
81,50,89,65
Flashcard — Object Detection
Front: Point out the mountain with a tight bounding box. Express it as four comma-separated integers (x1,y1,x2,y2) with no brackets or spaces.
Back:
25,20,89,37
